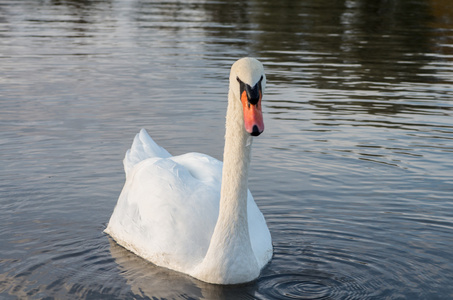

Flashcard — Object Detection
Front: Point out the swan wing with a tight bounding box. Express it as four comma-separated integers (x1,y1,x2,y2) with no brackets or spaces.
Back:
106,151,223,273
124,129,172,176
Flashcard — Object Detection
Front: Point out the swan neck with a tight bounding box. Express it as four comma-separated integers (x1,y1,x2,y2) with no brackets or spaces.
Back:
194,88,259,284
220,89,252,224
211,88,253,244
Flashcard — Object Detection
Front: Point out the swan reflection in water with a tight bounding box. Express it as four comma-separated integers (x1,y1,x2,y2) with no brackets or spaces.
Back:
107,237,259,299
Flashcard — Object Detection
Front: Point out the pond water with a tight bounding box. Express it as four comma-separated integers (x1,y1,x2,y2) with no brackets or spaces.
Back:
1,0,453,299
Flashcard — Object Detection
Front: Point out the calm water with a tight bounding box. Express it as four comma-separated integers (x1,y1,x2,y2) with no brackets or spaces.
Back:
1,0,453,299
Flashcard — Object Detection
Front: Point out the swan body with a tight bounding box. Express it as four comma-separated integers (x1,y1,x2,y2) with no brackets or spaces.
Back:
105,58,272,284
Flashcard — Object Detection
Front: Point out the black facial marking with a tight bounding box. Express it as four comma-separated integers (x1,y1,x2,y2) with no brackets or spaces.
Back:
237,76,263,105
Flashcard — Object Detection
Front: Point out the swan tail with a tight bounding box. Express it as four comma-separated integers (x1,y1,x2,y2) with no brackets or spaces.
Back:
123,129,172,175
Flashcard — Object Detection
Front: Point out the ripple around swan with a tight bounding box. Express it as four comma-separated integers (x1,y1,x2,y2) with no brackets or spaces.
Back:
256,271,369,300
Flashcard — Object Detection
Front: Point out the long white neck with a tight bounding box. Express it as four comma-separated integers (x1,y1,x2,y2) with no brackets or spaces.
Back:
194,88,259,284
219,88,252,234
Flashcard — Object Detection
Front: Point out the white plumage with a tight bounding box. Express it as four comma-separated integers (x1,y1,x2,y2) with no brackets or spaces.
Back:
105,58,272,284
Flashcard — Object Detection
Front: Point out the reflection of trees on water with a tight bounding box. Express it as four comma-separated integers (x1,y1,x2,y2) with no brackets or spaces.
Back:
205,0,449,86
29,0,451,85
17,0,452,116
429,0,453,58
248,0,437,86
198,0,451,117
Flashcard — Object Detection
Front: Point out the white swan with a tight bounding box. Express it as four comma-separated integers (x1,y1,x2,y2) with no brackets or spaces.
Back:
105,57,272,285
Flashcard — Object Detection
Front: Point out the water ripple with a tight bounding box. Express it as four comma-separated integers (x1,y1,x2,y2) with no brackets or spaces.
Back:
257,272,368,300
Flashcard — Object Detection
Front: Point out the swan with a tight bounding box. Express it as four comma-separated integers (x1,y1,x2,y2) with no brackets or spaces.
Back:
105,57,272,285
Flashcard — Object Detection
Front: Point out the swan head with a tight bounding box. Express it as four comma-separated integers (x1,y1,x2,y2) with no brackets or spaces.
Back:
229,57,266,137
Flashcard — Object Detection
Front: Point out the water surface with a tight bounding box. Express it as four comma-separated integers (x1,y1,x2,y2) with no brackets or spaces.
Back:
1,0,453,299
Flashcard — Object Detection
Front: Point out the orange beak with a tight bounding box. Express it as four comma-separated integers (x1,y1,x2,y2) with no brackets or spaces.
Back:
241,90,264,136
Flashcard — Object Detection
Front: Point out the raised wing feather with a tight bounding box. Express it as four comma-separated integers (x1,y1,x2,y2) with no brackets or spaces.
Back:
124,129,172,176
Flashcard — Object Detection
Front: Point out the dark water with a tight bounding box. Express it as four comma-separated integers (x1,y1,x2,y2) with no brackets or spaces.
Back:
1,0,453,299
